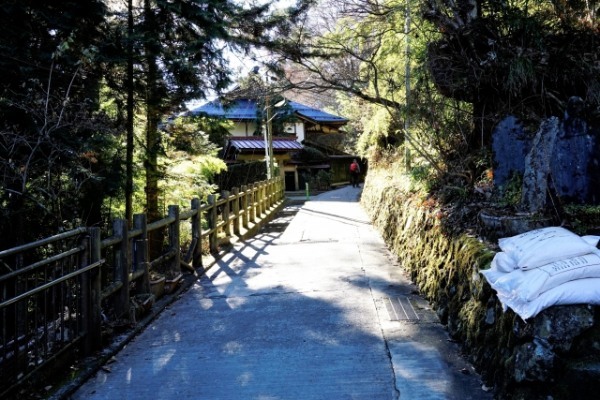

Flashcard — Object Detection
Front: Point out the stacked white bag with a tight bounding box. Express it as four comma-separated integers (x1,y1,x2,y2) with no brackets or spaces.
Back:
481,226,600,320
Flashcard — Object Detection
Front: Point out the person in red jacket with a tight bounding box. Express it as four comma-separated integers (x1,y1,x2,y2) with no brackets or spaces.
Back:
350,159,360,188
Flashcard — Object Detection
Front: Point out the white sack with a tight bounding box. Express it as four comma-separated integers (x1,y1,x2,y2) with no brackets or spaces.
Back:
491,252,518,273
498,226,596,270
582,235,600,247
496,278,600,320
480,253,514,285
484,252,600,301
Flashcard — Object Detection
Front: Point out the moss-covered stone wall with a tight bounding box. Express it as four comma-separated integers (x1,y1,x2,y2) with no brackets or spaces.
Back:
361,166,600,399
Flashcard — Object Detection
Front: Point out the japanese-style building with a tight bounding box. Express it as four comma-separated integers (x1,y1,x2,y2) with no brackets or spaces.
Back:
188,98,357,191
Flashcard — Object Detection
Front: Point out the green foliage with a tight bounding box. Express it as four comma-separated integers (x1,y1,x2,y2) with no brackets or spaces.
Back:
160,155,225,209
316,170,333,187
506,57,535,96
306,0,474,177
563,204,600,234
276,0,599,213
302,169,332,191
356,106,394,154
0,1,106,95
160,117,226,207
294,146,329,163
0,1,119,248
214,161,268,192
192,116,233,148
408,164,435,193
167,117,227,154
333,92,364,153
495,173,523,208
0,0,319,248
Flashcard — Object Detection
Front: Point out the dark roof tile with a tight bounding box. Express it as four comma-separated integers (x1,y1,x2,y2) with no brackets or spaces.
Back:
188,98,347,124
228,137,303,152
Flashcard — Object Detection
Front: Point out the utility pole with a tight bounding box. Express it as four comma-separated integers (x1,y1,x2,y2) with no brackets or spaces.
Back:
264,94,272,179
263,70,286,180
268,104,275,180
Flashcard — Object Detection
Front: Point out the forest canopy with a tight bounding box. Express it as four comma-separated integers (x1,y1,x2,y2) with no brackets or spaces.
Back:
0,0,315,249
265,0,599,206
0,0,598,249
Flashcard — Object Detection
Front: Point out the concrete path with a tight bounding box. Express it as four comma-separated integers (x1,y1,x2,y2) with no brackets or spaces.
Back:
69,186,492,400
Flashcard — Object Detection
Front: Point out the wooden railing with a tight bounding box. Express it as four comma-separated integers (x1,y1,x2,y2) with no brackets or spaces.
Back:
0,177,284,398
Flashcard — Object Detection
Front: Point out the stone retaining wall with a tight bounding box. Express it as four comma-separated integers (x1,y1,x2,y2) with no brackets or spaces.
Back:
361,168,600,399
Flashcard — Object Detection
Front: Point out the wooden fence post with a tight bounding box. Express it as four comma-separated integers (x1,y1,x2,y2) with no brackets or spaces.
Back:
279,176,284,201
260,181,267,218
79,232,91,353
272,179,277,208
265,181,270,212
221,191,231,238
257,182,264,217
84,227,102,354
279,177,283,201
207,195,218,253
191,198,203,269
133,214,150,293
241,185,249,230
232,187,240,236
268,179,274,208
168,205,181,276
265,180,270,210
113,219,130,319
250,183,257,224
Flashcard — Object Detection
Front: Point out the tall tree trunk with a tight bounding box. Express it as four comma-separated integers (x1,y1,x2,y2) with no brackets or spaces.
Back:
125,0,134,227
144,0,163,257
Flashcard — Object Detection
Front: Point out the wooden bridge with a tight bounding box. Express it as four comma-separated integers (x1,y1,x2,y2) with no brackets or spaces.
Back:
0,178,284,399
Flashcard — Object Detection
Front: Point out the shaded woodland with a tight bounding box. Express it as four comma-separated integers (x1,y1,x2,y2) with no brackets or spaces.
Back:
268,0,599,218
0,0,314,252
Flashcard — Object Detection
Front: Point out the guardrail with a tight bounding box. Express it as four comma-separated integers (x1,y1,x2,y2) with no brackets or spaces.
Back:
0,177,284,398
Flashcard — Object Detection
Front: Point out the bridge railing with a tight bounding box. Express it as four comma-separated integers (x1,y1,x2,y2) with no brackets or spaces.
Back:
0,177,284,398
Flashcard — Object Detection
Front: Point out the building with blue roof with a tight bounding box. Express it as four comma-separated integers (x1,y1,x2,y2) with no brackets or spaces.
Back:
188,97,356,191
188,98,348,143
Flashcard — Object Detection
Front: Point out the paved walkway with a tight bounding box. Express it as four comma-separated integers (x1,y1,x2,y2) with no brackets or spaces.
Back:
68,186,491,400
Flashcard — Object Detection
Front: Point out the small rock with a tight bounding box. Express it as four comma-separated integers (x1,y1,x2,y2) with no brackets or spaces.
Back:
533,306,594,353
485,307,495,325
512,338,555,382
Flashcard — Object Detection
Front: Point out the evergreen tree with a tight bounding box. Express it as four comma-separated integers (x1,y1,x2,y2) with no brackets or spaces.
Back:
0,0,318,251
122,0,317,227
269,0,599,188
0,1,117,249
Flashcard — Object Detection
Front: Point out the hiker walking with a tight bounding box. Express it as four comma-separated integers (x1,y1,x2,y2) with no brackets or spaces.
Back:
350,159,361,188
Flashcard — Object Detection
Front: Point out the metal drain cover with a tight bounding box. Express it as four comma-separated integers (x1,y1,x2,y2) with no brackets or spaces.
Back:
384,296,420,321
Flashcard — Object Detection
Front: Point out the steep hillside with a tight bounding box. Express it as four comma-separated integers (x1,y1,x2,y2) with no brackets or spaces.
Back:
361,163,600,400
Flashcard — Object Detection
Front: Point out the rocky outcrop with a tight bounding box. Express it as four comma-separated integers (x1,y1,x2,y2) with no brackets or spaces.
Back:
361,167,600,399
